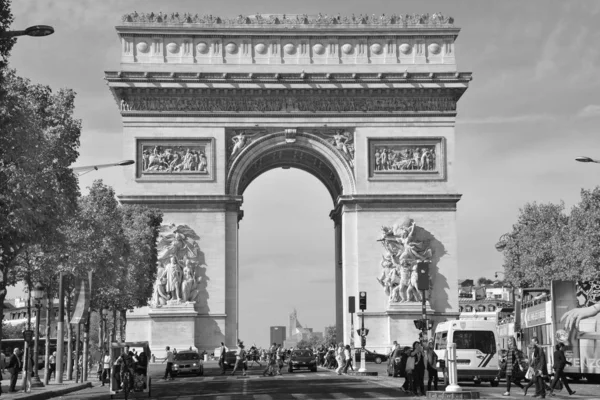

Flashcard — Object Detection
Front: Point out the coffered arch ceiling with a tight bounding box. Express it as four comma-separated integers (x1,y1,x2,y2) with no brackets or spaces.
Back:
226,131,356,203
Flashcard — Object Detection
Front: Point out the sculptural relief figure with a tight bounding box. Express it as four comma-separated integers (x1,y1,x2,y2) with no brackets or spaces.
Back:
374,145,436,172
377,217,432,303
161,255,183,301
329,130,355,167
181,259,196,302
152,224,203,307
230,132,248,158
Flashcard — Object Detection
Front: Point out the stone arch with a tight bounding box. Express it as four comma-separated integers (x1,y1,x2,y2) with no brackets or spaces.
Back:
226,130,356,201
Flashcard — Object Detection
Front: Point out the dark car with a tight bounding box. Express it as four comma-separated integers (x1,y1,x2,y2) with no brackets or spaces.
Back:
221,350,238,370
172,350,204,376
288,350,317,372
362,348,387,364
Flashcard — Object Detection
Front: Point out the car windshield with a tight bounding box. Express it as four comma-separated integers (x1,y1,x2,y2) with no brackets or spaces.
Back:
226,351,237,356
292,351,312,357
174,353,200,361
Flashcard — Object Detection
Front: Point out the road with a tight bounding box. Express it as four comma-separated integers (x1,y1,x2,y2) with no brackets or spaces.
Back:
52,361,600,400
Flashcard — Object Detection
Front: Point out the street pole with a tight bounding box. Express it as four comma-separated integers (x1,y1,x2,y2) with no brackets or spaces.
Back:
358,310,366,373
56,272,64,384
350,311,356,368
75,323,81,382
82,271,92,381
421,289,428,342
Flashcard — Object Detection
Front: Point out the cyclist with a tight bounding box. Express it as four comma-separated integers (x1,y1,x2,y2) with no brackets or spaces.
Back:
116,346,136,392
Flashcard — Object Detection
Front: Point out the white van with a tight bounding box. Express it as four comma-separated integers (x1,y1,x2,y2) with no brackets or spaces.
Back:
433,319,500,386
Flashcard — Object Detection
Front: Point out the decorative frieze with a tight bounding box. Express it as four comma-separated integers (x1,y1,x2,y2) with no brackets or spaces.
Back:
120,94,456,114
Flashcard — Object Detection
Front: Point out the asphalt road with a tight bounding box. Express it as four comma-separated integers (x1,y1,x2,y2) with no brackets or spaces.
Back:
52,361,600,400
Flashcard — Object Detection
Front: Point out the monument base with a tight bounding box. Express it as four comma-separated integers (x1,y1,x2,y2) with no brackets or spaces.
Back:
426,391,480,399
148,303,198,358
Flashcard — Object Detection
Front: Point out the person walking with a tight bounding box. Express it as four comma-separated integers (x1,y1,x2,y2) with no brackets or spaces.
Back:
101,351,111,386
549,343,576,396
335,343,345,375
503,337,524,396
231,342,247,376
218,342,228,375
412,341,426,396
425,339,439,391
48,351,56,381
403,346,415,394
342,345,352,374
7,348,21,393
531,337,547,399
276,345,285,375
162,346,174,381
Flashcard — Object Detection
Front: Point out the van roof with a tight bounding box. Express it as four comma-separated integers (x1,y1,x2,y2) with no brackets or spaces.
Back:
435,319,497,331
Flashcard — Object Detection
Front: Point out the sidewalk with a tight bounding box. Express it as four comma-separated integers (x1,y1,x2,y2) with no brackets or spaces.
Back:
0,381,92,400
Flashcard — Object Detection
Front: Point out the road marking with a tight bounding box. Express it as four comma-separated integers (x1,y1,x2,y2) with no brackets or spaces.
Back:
253,395,274,400
364,392,395,399
242,376,248,395
316,373,330,377
295,374,306,378
291,394,310,400
215,396,232,400
330,392,352,399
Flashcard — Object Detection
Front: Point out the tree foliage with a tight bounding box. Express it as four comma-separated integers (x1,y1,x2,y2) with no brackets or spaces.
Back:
0,69,80,342
498,190,600,288
0,0,15,77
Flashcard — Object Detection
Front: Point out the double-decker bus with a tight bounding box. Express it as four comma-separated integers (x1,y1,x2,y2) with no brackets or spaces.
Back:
497,281,600,383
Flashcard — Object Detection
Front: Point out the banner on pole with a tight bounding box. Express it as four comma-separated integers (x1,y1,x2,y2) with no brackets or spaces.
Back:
70,277,90,324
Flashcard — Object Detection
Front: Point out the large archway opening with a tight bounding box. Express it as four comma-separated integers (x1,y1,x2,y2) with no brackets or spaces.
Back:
238,168,335,347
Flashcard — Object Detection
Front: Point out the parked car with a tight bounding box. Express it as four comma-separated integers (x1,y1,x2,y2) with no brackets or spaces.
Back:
287,349,317,372
221,350,238,370
172,350,204,376
362,348,387,364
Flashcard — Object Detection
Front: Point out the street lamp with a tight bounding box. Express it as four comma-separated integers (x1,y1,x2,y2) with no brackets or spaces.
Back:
71,160,135,176
31,282,45,387
0,25,54,38
575,156,600,163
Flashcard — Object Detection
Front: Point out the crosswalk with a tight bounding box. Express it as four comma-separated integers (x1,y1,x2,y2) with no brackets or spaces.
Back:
209,393,399,400
195,373,329,381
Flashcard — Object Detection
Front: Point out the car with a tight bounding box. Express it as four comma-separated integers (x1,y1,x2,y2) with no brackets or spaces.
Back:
221,350,238,370
171,350,204,376
361,348,388,364
287,349,317,372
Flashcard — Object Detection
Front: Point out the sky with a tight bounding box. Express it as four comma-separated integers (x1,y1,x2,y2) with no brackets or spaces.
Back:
5,0,600,347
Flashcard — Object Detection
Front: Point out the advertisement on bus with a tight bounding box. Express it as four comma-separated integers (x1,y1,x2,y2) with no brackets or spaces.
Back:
552,281,600,379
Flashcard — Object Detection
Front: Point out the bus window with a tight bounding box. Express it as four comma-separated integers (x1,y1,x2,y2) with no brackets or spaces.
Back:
434,331,448,350
453,331,496,354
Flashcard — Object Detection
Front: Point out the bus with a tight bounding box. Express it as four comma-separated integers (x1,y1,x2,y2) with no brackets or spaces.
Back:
497,281,600,383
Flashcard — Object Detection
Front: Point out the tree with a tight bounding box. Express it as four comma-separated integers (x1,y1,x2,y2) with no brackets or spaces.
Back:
0,69,81,344
0,0,15,80
477,277,494,287
115,204,162,341
321,325,337,347
2,321,25,339
498,191,600,288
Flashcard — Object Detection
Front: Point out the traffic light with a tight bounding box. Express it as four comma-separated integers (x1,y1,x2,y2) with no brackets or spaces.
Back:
416,262,430,291
427,319,434,330
361,336,366,348
414,319,423,330
348,296,355,314
359,291,367,311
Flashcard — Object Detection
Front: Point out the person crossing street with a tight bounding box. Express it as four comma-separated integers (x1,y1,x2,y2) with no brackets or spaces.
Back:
162,346,174,381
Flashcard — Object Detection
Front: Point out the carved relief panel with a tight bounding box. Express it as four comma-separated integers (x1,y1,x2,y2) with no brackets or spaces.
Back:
368,137,445,181
136,138,215,181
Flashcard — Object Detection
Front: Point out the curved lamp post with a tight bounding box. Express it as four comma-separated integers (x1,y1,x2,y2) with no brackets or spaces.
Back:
1,25,54,38
31,283,45,387
72,160,135,176
575,156,600,163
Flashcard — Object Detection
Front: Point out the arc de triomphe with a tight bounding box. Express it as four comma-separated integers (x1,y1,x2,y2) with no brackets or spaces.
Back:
106,12,471,355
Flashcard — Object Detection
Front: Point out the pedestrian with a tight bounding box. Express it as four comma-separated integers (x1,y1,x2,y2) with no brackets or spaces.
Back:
531,337,547,399
412,341,426,396
404,346,415,394
503,337,524,396
549,343,576,396
425,339,439,391
262,343,276,376
162,346,174,381
335,343,345,375
101,351,111,386
342,345,352,374
231,342,247,376
7,348,21,393
48,351,56,381
276,345,284,375
218,342,227,375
